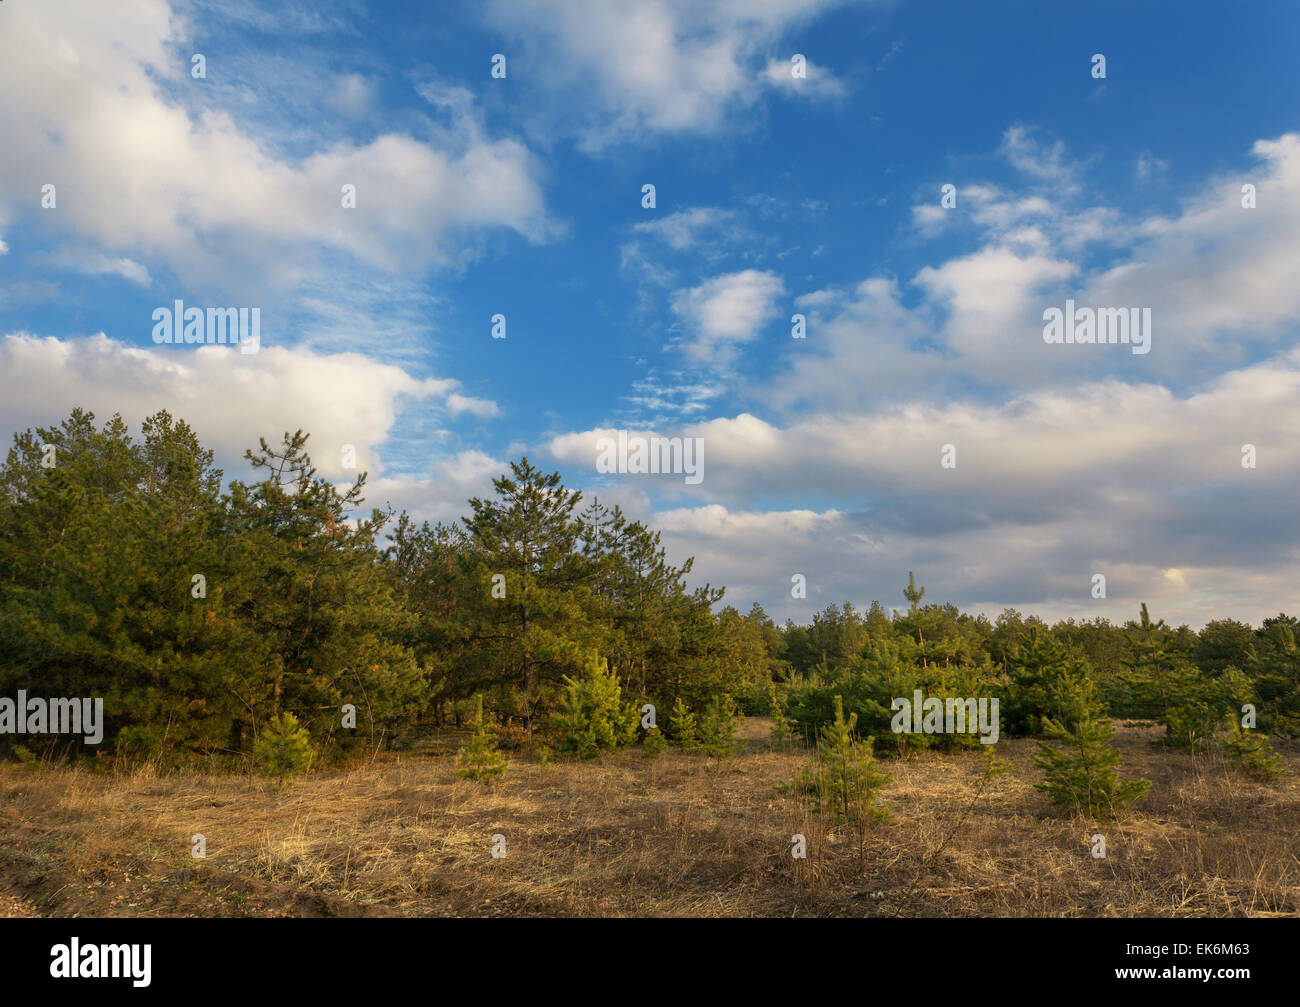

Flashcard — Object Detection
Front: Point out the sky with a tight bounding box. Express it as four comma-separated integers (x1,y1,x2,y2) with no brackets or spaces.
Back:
1,0,1298,629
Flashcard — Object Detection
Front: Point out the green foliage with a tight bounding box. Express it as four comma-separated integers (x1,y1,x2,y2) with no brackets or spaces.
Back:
793,696,891,826
1250,621,1300,736
1163,701,1227,751
456,696,507,783
3,409,1296,785
550,658,637,759
0,411,424,760
1003,629,1078,736
1108,603,1202,719
1162,666,1255,750
1032,670,1149,817
253,712,314,781
698,693,739,758
1221,725,1285,782
767,683,794,747
641,727,668,758
669,696,699,751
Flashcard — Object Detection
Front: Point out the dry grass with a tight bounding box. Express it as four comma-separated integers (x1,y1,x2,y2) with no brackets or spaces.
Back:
1,720,1296,917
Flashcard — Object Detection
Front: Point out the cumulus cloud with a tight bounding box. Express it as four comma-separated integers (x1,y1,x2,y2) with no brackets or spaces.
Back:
0,332,497,479
670,269,785,364
0,0,556,292
895,130,1300,390
365,450,509,526
547,346,1300,625
1081,134,1300,358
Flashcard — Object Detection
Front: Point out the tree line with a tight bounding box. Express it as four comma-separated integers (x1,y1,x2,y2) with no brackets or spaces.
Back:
1,410,1296,772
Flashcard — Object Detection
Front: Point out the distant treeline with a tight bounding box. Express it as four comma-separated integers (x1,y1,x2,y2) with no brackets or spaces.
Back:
1,409,1296,764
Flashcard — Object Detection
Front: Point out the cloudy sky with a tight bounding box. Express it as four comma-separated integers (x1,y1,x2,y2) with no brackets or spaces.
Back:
2,0,1298,628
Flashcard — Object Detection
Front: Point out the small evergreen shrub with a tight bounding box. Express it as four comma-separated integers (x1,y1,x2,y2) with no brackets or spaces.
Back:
253,712,314,782
768,683,794,748
669,696,699,752
1033,670,1148,817
793,696,891,826
1163,700,1225,751
641,727,668,758
456,696,507,783
699,693,738,758
551,659,637,759
1222,724,1285,782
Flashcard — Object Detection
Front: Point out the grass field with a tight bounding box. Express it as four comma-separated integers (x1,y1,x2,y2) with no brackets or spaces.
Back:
2,719,1296,917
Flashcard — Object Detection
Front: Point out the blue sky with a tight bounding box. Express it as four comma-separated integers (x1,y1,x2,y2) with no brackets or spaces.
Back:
2,0,1298,627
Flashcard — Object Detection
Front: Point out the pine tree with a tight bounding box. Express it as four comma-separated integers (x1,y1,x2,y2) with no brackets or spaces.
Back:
1116,603,1201,719
551,657,637,759
253,712,314,783
768,683,794,748
1033,670,1149,816
699,693,738,758
1222,723,1285,782
641,727,668,758
456,696,507,783
794,696,891,826
1252,622,1300,736
669,696,699,751
462,458,592,738
902,571,925,613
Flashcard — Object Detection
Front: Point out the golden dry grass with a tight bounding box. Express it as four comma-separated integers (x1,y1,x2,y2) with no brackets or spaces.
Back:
1,719,1296,917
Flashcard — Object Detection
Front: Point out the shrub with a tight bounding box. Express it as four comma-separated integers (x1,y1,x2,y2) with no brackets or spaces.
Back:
1163,667,1255,750
768,683,795,748
669,696,699,751
641,727,668,758
456,696,507,783
253,712,314,782
551,659,637,759
699,693,739,758
793,695,891,828
1163,701,1226,751
1222,725,1285,782
1033,670,1148,817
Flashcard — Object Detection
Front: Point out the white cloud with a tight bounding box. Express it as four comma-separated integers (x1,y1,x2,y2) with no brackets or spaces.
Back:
550,347,1300,625
0,0,556,292
42,248,152,286
0,332,497,479
898,130,1300,387
365,450,508,526
631,207,739,251
1000,125,1083,191
446,393,501,419
914,245,1077,357
1082,134,1300,357
670,269,785,364
763,56,848,98
483,0,866,147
